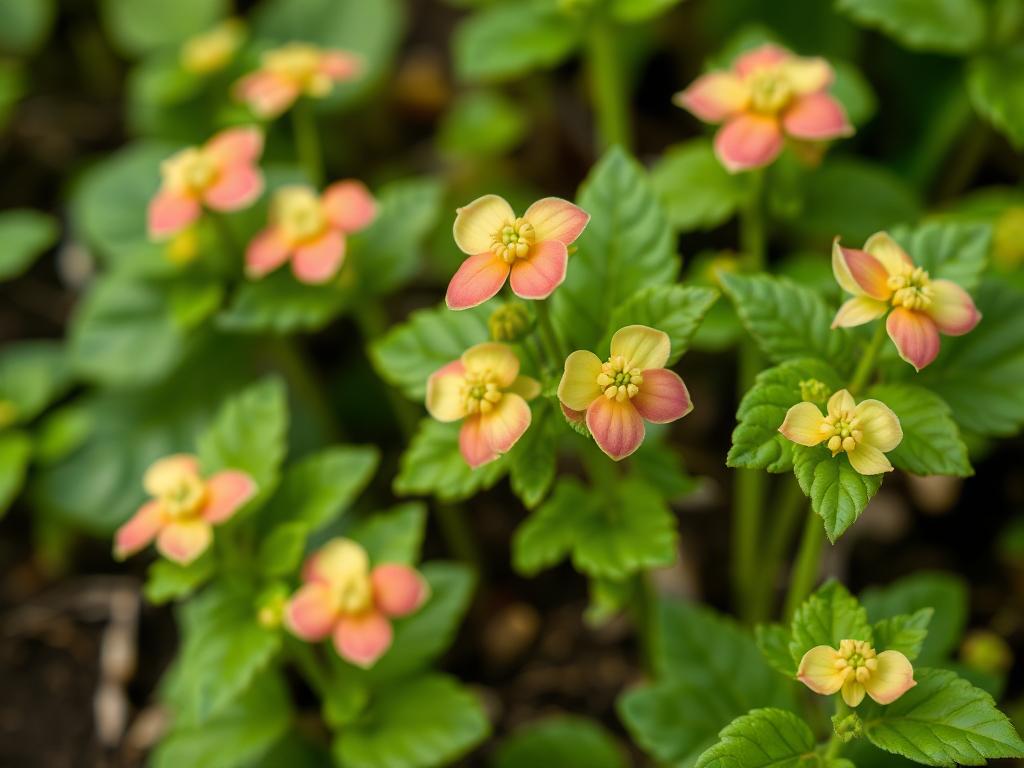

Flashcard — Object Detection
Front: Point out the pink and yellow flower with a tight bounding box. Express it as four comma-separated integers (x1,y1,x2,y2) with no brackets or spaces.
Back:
234,42,362,119
780,388,902,475
426,342,541,468
446,195,590,309
557,325,693,461
148,127,264,240
674,43,852,173
284,538,428,668
245,181,376,285
832,232,981,370
798,639,916,707
113,454,256,565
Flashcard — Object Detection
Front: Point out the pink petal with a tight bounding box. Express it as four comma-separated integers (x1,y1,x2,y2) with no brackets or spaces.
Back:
113,500,165,560
202,164,263,212
319,50,363,80
783,93,853,141
156,519,213,565
832,241,891,299
734,43,790,77
371,564,429,617
285,582,339,641
235,72,298,118
459,415,498,469
201,470,256,524
291,230,346,284
509,240,568,300
523,197,590,245
246,228,291,279
632,368,693,424
560,402,587,426
714,114,784,173
478,393,532,455
673,71,748,122
927,279,981,336
205,126,264,166
148,190,200,240
445,252,511,310
333,611,393,668
586,397,645,461
887,307,941,371
322,180,377,233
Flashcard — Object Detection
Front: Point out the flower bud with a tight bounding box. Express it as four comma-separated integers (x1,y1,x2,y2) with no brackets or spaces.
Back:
961,629,1013,675
831,712,863,743
488,303,533,343
799,378,831,406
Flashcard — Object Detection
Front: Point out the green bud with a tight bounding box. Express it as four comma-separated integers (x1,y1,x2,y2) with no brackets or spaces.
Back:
961,629,1013,675
831,712,863,743
799,378,831,406
488,303,533,343
256,582,290,629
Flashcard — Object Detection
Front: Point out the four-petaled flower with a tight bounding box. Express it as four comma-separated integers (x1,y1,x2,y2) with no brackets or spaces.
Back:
246,181,376,285
832,232,981,370
446,195,589,309
557,325,693,461
780,389,902,475
148,126,264,240
113,454,256,565
284,538,428,668
426,342,541,468
798,639,916,707
235,42,362,119
675,43,852,173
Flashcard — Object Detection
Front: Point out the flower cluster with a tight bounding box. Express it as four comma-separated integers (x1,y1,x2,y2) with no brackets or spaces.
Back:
235,42,362,118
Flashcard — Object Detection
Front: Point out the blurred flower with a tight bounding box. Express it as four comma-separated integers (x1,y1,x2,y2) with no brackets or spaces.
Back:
488,303,533,342
246,180,376,284
426,342,540,468
148,127,264,240
799,639,915,707
961,630,1013,675
164,226,201,266
113,454,256,565
446,195,589,309
180,19,245,75
674,43,852,173
832,232,981,370
993,207,1024,271
284,538,428,668
234,42,362,119
558,325,693,461
780,388,902,475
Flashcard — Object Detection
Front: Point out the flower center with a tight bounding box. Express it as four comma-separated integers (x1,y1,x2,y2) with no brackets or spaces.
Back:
836,639,878,685
160,475,207,519
337,572,373,615
748,69,794,114
820,407,862,457
265,43,322,84
163,148,220,195
888,266,933,310
273,186,327,246
462,370,503,415
596,355,644,402
491,218,535,264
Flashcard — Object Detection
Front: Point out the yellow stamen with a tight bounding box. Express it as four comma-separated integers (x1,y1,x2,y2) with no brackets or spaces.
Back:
596,355,644,402
747,68,794,114
888,266,934,310
490,218,535,264
272,186,327,246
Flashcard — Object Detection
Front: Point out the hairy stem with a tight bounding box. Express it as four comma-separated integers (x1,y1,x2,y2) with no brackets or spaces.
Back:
848,319,887,396
748,478,809,621
585,12,632,151
783,509,825,619
534,300,564,371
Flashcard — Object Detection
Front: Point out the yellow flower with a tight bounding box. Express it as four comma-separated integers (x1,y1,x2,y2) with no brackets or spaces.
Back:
181,19,245,75
798,639,916,707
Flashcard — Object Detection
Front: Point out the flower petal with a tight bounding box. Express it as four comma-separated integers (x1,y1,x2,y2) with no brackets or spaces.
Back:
459,415,498,469
797,645,845,695
832,240,891,299
203,163,263,211
610,325,670,370
477,393,532,456
714,114,784,173
586,396,645,461
509,240,568,300
304,538,370,589
846,442,894,475
461,342,520,387
864,231,913,276
113,500,165,560
292,230,346,285
842,678,867,707
235,72,298,118
202,470,257,524
832,296,889,329
245,228,291,279
445,252,510,310
887,307,940,371
864,650,916,705
854,399,903,453
784,93,853,141
561,402,586,426
453,194,514,255
633,368,693,424
284,582,339,641
319,50,362,80
156,519,213,565
371,564,429,617
779,401,828,446
782,56,833,94
143,454,201,497
507,375,541,400
333,611,393,668
148,190,200,240
557,350,604,412
523,197,590,245
673,71,749,122
827,389,856,416
734,44,791,77
927,279,981,336
205,126,263,166
322,179,377,233
426,360,467,422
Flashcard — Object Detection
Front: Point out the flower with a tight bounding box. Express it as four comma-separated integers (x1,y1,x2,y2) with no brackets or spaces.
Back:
245,180,376,284
113,454,256,565
180,19,245,75
674,43,852,173
832,232,981,370
557,325,693,461
798,639,916,707
446,195,589,309
147,126,264,240
780,389,902,475
284,538,428,668
426,342,541,468
234,42,362,119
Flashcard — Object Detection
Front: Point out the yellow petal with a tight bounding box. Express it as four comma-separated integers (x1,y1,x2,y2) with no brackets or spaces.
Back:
864,650,916,705
779,402,828,446
453,194,514,255
797,645,846,695
609,325,670,370
832,296,889,329
461,342,520,387
425,361,466,422
783,56,833,94
143,453,202,497
854,399,903,453
827,389,856,417
846,442,894,475
864,231,914,276
306,538,371,596
842,678,866,707
507,375,541,401
557,350,603,411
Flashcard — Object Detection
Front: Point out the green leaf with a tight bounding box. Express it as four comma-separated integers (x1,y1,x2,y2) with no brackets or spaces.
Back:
601,285,719,365
0,209,58,281
513,478,677,580
197,378,289,495
889,221,989,292
629,438,697,502
347,503,427,565
495,716,627,768
831,60,877,129
508,402,557,509
695,708,819,768
650,139,749,233
0,340,72,424
454,0,582,83
969,45,1024,150
394,419,508,502
867,384,972,477
789,581,872,667
259,522,309,577
0,0,56,54
217,273,349,334
792,447,883,542
553,146,679,350
332,674,489,768
728,358,843,473
835,0,987,54
370,303,491,401
438,90,527,158
872,609,933,661
755,623,796,676
720,273,853,372
100,0,227,56
0,431,31,516
609,0,683,22
861,668,1024,767
144,554,215,604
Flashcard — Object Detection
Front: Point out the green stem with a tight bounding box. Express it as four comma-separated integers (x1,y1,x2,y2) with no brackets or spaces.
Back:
748,478,809,622
783,510,825,620
435,503,482,573
848,319,887,396
288,641,330,698
352,302,419,437
207,208,240,265
533,300,563,371
292,99,324,187
585,11,632,151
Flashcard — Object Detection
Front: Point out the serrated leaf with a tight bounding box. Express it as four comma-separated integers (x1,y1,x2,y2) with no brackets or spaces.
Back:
552,147,679,350
0,431,31,516
835,0,986,54
695,708,818,768
862,668,1024,767
347,503,427,565
789,581,872,667
144,554,215,604
872,609,932,661
755,623,796,676
889,221,989,292
601,285,719,365
792,446,883,542
0,209,58,281
631,438,697,502
969,45,1024,150
650,139,749,233
868,384,971,477
394,419,508,502
0,340,72,425
495,716,627,768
